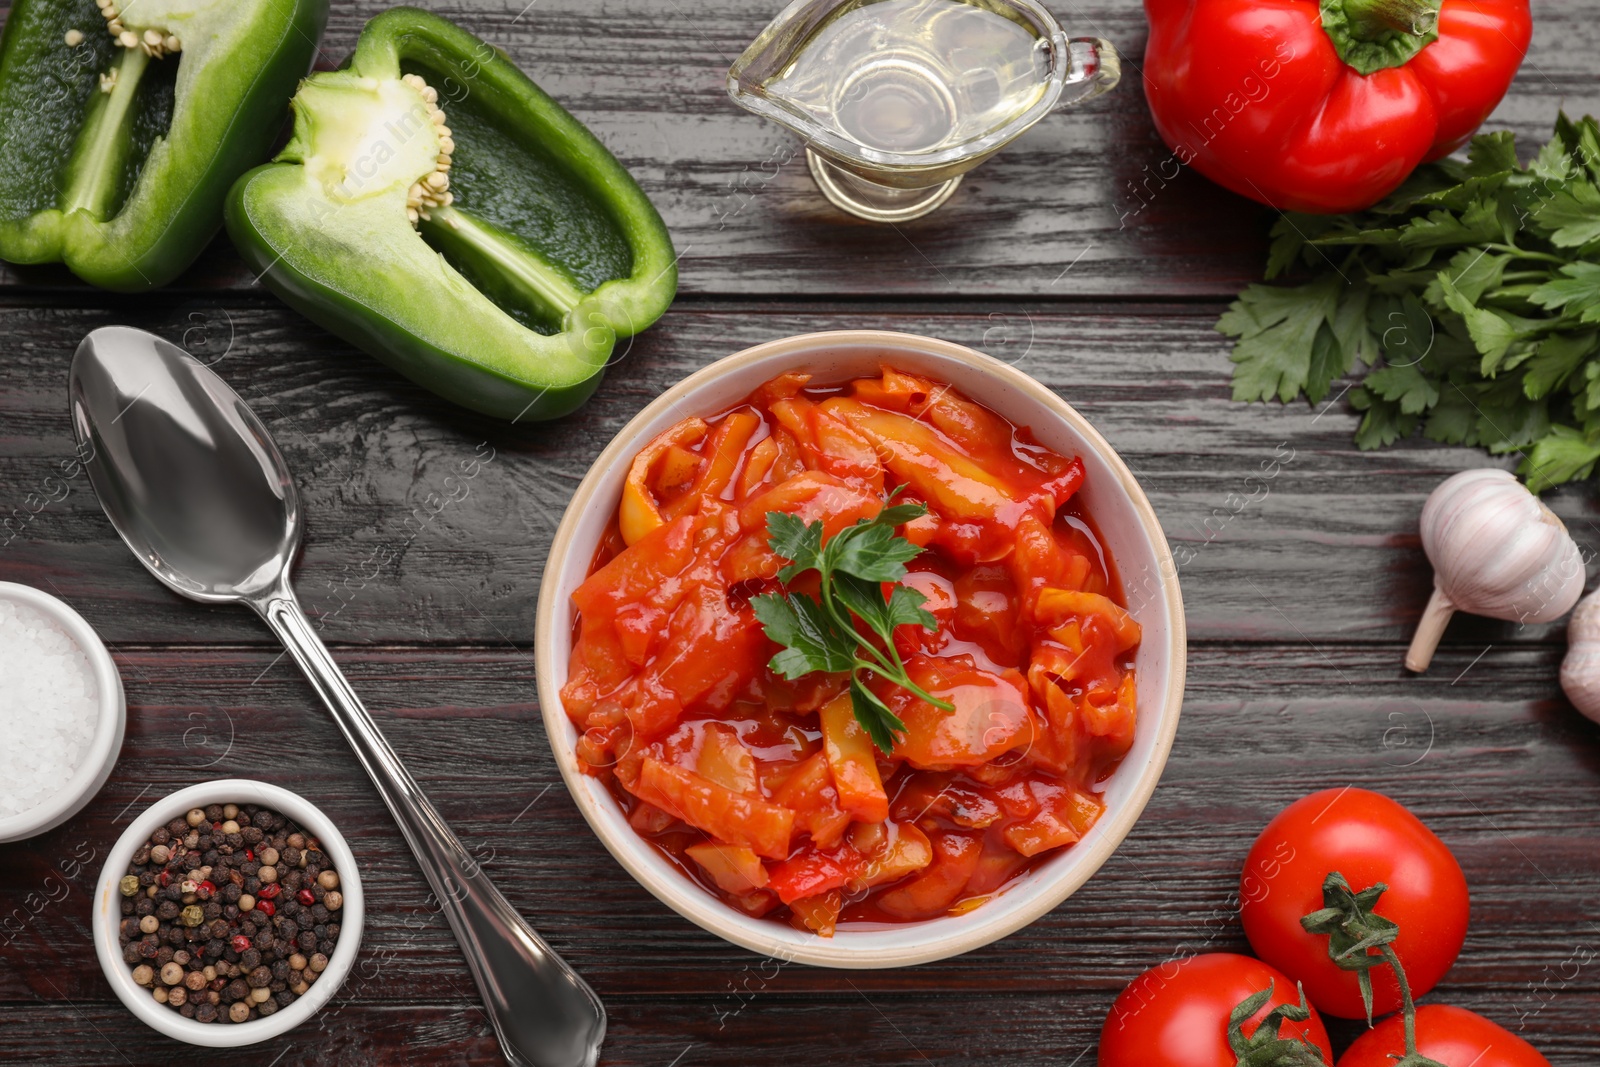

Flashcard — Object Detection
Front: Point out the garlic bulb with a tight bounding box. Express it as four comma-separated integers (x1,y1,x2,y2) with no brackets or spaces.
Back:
1561,590,1600,724
1405,468,1584,672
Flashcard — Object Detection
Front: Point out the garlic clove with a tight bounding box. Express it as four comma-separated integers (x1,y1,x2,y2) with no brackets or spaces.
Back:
1560,589,1600,724
1406,468,1585,672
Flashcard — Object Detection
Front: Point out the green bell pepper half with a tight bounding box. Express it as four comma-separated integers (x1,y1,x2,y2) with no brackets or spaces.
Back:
0,0,327,291
225,8,679,422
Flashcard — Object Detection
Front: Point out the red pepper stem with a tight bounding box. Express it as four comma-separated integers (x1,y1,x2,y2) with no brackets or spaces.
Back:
1318,0,1442,75
1337,0,1440,39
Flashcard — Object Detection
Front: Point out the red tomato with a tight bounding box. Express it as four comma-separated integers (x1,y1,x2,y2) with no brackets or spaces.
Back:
1338,1005,1551,1067
1240,788,1468,1019
1098,953,1332,1067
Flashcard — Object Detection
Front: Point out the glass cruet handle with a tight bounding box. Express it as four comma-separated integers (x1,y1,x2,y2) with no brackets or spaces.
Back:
1057,37,1122,108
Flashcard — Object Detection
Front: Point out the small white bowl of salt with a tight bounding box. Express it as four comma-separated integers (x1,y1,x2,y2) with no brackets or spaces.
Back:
0,582,125,843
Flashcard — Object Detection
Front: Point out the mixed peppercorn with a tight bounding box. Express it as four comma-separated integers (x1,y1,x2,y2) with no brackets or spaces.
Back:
116,804,344,1024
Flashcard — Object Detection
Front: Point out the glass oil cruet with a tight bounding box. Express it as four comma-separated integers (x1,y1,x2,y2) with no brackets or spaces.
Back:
728,0,1121,222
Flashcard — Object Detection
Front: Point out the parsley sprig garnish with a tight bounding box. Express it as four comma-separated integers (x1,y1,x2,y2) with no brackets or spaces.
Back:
750,494,952,753
1222,112,1600,491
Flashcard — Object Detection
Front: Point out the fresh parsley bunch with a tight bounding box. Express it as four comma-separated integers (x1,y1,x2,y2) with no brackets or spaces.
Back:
751,496,953,753
1221,113,1600,491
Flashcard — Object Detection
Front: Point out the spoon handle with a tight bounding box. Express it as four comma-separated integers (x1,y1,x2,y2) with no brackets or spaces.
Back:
254,585,606,1067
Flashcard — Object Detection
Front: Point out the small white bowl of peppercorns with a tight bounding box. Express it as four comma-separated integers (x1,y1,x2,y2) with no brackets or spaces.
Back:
93,779,364,1046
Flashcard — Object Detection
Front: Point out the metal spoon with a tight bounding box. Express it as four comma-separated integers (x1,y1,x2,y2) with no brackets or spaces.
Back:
69,326,605,1067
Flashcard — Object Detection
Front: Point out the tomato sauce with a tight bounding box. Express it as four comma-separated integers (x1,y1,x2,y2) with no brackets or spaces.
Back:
560,366,1140,936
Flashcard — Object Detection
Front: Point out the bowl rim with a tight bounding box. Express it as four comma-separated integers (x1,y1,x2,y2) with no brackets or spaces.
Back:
92,778,365,1047
0,581,126,843
535,329,1185,967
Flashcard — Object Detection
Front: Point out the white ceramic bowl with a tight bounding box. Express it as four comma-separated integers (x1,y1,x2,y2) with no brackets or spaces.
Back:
93,779,364,1046
536,330,1186,968
0,581,126,843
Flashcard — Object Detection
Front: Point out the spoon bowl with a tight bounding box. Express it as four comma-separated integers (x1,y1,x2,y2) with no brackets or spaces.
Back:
70,326,605,1067
69,325,298,603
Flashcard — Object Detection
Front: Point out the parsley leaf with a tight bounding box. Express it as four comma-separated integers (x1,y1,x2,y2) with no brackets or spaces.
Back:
1532,180,1600,248
767,511,824,583
751,592,855,677
1524,426,1600,491
828,520,923,584
1529,262,1600,322
1222,112,1600,490
755,496,952,753
1221,276,1343,402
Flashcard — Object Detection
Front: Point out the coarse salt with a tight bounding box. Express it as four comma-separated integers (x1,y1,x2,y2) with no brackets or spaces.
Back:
0,597,100,819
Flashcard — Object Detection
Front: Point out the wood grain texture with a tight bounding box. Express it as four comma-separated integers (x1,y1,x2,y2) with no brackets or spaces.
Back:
4,300,1600,648
0,0,1595,299
2,0,1599,1062
0,645,1596,1062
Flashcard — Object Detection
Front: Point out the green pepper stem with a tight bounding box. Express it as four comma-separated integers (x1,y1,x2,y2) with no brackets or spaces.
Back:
62,47,151,219
420,205,586,322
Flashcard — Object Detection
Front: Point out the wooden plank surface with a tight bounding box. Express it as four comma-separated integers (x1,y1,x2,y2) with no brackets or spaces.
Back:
4,300,1599,648
0,0,1596,299
2,0,1599,1064
1,645,1597,1063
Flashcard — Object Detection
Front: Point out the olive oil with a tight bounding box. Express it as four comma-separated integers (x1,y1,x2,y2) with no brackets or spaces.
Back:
763,0,1051,156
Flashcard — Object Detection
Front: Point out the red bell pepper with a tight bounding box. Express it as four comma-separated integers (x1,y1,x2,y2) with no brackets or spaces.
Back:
1141,0,1532,213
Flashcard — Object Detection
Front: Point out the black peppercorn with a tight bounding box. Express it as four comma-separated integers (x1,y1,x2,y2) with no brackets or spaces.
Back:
117,803,344,1027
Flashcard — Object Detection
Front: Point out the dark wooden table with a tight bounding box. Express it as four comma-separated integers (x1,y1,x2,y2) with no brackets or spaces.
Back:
3,1,1599,1063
